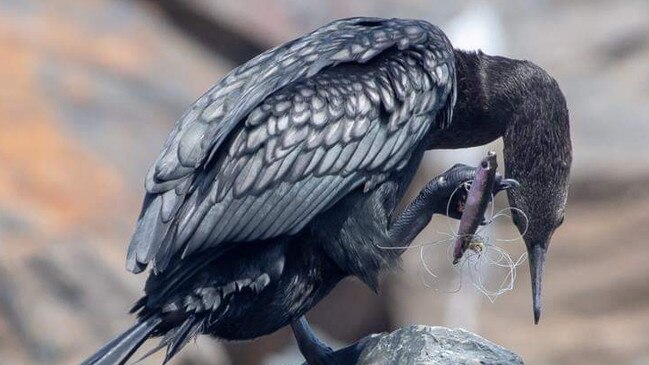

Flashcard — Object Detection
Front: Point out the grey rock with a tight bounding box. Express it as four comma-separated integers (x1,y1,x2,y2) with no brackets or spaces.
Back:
304,325,523,365
358,326,523,365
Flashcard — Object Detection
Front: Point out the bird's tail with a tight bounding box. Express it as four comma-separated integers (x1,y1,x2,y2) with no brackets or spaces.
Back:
79,315,162,365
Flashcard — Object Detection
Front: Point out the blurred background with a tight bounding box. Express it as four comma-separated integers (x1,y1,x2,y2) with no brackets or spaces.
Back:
1,0,648,364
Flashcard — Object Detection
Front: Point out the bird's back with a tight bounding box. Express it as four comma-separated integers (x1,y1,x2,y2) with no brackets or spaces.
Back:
126,17,457,276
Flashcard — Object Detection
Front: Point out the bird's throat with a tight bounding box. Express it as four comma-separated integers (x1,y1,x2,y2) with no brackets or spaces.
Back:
429,50,570,165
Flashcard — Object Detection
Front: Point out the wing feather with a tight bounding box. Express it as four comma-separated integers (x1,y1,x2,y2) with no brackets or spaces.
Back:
127,17,456,273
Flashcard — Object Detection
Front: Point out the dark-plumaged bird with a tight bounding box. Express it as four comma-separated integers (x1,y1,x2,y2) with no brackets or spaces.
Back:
81,17,572,365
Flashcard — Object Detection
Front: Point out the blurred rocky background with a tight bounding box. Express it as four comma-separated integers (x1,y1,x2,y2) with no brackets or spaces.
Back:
0,0,648,364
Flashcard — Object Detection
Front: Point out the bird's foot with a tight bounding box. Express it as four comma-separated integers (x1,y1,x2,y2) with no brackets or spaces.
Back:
303,348,336,365
436,163,519,220
292,316,338,365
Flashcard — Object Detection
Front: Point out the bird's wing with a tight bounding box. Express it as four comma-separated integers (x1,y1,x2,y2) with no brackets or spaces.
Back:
127,17,456,273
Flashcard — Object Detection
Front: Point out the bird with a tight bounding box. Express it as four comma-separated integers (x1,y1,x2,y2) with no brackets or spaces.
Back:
80,17,572,365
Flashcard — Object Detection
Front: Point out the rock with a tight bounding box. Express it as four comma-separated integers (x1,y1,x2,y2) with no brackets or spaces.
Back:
359,326,523,365
304,325,523,365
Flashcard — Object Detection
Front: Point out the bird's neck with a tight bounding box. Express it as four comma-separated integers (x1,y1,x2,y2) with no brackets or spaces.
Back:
429,49,565,150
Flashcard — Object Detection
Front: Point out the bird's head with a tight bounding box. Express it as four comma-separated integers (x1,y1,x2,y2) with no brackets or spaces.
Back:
499,61,572,324
432,51,572,323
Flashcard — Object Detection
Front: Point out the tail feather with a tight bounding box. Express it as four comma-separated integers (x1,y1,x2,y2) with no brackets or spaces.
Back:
163,317,203,364
80,316,161,365
131,316,203,365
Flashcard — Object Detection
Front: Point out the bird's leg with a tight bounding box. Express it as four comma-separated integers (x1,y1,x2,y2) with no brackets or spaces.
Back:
291,316,335,365
387,164,516,253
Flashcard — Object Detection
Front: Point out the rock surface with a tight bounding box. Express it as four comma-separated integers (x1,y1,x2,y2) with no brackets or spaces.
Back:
304,326,523,365
358,326,523,365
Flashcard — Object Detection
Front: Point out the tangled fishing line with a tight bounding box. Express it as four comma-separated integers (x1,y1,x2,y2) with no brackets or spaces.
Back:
379,181,530,302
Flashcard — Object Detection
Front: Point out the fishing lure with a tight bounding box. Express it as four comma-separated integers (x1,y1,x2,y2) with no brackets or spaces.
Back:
452,151,498,264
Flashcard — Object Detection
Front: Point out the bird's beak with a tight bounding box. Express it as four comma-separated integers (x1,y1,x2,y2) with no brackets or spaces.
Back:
528,242,547,324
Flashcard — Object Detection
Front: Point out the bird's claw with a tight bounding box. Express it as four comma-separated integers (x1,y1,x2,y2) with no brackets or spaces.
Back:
435,165,520,220
494,177,520,193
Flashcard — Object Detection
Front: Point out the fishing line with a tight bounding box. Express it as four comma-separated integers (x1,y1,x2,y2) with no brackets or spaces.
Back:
419,241,463,293
376,180,531,301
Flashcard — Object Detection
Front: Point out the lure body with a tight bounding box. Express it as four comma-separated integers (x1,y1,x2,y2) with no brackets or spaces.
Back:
453,151,498,264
